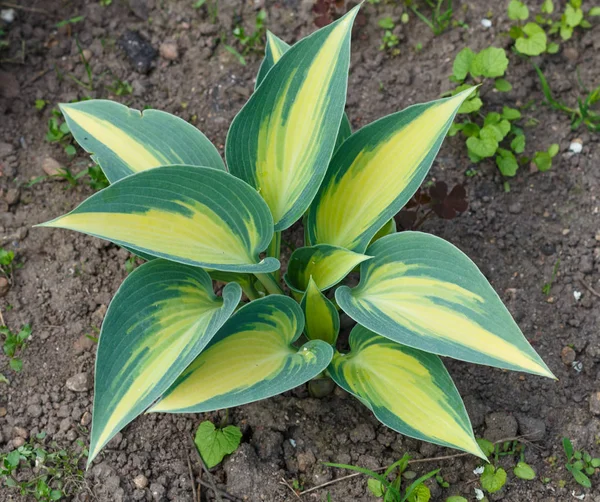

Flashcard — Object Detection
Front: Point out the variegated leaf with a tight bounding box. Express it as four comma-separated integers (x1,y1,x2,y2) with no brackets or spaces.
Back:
226,7,359,230
88,260,241,464
306,88,475,252
329,325,484,458
301,277,340,345
60,100,224,183
336,232,554,377
151,296,333,413
39,165,279,273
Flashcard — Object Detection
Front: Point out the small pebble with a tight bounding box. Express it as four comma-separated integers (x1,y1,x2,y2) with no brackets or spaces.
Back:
42,157,65,177
81,411,92,426
159,41,179,61
481,18,492,28
133,474,149,489
0,277,9,297
590,392,600,416
12,437,25,448
5,188,20,205
561,346,576,365
569,139,583,153
66,372,92,392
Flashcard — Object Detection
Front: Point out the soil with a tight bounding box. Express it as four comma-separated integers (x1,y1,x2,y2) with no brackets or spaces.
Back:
0,0,599,501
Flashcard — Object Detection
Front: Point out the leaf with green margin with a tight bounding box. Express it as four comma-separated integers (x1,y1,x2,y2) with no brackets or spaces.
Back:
255,31,353,153
306,88,475,253
301,277,340,345
515,23,547,56
284,244,371,293
226,8,359,231
335,232,554,378
60,100,224,183
39,165,279,273
194,421,242,468
87,260,241,464
150,296,334,413
328,325,485,458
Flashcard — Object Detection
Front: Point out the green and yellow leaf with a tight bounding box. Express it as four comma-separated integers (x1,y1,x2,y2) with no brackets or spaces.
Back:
151,295,334,413
39,165,279,273
255,31,353,153
305,88,474,252
335,232,554,378
60,100,224,183
329,325,484,458
226,7,359,230
301,277,340,345
88,260,241,464
284,244,371,293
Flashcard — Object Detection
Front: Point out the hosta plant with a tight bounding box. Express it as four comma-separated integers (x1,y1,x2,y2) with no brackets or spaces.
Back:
39,6,554,466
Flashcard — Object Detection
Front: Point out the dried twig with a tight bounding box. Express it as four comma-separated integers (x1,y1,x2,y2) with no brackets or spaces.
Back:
188,436,232,502
299,435,535,496
579,277,600,299
0,2,47,13
187,453,198,502
280,477,301,499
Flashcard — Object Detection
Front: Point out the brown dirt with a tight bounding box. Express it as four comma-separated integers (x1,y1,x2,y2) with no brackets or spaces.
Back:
1,0,599,501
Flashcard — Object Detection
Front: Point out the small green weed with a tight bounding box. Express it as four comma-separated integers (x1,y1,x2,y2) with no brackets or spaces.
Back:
55,16,85,29
378,17,400,55
326,454,439,501
107,78,133,96
1,324,31,373
542,259,560,295
534,65,600,131
563,437,600,488
0,247,16,280
409,0,458,36
46,108,76,157
194,420,242,468
86,164,110,191
228,9,267,64
35,99,48,111
0,432,88,501
508,0,598,56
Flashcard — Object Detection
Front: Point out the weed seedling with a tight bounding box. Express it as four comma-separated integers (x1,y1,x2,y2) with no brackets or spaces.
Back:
326,454,439,501
563,437,600,488
46,108,76,157
410,0,456,36
107,78,133,96
35,99,48,111
542,260,560,296
232,9,267,56
534,65,600,131
193,420,242,468
1,324,31,372
55,16,85,29
0,247,16,280
0,432,88,500
378,17,400,55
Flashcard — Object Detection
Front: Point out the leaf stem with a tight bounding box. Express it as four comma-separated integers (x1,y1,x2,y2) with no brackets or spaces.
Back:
254,273,284,295
267,232,282,281
240,280,261,301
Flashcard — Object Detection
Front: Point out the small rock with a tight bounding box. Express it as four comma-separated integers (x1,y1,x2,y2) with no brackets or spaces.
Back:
118,30,157,74
540,242,556,256
74,334,96,354
13,426,28,439
508,202,522,214
159,41,179,61
198,22,218,36
149,482,166,500
563,47,579,62
129,0,150,19
42,157,65,177
516,415,546,441
66,372,92,392
590,392,600,416
5,188,19,205
561,346,576,365
569,139,583,153
579,255,594,274
0,277,9,297
12,437,25,448
0,8,15,23
0,142,14,158
0,407,6,417
297,450,316,472
81,49,93,62
27,404,42,418
481,18,492,28
484,412,518,442
0,71,19,98
133,474,149,489
81,411,92,426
